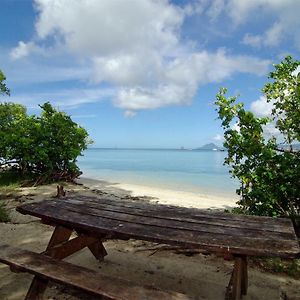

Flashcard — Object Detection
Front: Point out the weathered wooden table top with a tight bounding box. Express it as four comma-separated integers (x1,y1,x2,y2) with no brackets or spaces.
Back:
17,196,300,258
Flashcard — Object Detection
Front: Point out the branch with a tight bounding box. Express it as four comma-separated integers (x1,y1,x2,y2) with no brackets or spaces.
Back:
275,148,299,154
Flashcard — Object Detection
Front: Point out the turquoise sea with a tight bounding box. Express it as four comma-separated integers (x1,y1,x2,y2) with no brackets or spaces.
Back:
77,149,238,198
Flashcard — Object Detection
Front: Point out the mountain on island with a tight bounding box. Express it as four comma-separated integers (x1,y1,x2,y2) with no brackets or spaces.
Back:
193,143,224,151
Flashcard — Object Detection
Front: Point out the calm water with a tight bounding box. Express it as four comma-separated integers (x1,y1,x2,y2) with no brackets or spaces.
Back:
77,149,238,197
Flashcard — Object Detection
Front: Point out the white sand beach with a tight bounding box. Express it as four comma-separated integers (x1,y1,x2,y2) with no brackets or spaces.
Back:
0,178,299,300
79,177,238,210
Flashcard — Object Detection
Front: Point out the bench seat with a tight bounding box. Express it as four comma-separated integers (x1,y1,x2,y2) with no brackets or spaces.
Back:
0,244,188,300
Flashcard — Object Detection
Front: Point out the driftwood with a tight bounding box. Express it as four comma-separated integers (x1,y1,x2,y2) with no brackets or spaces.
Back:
55,185,66,198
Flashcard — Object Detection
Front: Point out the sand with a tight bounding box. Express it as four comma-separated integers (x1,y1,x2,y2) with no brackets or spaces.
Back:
0,178,299,300
79,177,238,210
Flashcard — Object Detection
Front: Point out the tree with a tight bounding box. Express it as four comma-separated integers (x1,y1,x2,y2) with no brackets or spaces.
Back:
0,70,10,96
0,101,91,182
33,102,91,181
0,70,91,182
215,56,300,218
0,102,32,169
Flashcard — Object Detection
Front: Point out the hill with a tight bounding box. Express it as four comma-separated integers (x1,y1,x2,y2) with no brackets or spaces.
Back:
193,143,224,151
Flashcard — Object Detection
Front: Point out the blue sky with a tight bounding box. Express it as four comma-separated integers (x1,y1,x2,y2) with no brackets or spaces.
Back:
1,0,299,148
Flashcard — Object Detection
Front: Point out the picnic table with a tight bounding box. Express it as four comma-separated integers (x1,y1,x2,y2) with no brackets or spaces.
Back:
1,195,299,300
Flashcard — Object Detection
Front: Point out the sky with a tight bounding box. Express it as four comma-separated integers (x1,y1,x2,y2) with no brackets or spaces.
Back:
0,0,299,148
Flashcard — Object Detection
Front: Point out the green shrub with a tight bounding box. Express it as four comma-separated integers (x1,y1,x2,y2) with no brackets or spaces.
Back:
252,257,300,279
0,102,92,183
215,56,300,218
0,203,10,222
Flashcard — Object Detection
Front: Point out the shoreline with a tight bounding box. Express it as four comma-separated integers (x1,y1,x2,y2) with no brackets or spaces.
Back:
78,176,238,210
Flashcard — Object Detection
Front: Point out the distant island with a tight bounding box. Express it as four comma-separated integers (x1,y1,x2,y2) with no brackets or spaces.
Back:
192,143,225,151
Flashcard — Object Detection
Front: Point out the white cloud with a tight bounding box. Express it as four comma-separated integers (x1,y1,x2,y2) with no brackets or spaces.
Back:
213,134,224,142
250,96,283,140
34,0,183,56
8,87,115,109
231,122,240,132
112,50,269,111
9,0,271,115
206,0,225,21
124,110,137,118
262,123,281,139
10,41,37,60
242,22,284,48
242,34,263,48
250,96,274,117
227,0,300,49
292,66,300,77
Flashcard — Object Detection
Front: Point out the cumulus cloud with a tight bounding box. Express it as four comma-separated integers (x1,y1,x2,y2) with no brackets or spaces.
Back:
213,134,224,142
250,96,274,117
227,0,300,49
34,0,183,56
250,96,284,140
10,0,271,115
10,41,37,60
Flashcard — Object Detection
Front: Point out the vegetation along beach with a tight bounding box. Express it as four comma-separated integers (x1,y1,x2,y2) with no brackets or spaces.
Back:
0,1,300,299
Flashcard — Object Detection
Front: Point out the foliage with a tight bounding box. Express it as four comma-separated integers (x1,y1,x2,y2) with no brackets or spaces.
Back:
0,70,10,96
0,102,91,183
252,257,300,279
215,56,300,218
0,203,10,223
0,69,91,183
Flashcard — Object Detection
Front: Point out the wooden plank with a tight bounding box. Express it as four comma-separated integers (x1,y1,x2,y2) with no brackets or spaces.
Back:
49,199,296,240
231,257,243,300
22,204,300,255
74,230,108,261
241,257,248,296
17,198,295,237
18,196,293,230
0,244,189,300
87,240,107,261
46,225,72,250
25,277,48,300
25,226,73,300
66,198,293,234
16,201,300,258
65,196,293,229
43,234,99,259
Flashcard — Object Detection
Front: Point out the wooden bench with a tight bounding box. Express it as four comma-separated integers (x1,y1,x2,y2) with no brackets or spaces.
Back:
0,244,188,300
11,196,300,300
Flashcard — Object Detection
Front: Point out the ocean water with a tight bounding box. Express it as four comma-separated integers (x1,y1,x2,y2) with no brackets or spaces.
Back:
77,149,238,198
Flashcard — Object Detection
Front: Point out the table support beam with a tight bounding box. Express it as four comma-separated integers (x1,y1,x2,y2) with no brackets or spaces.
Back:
88,240,108,261
43,235,99,260
25,225,72,300
225,255,248,300
25,225,109,299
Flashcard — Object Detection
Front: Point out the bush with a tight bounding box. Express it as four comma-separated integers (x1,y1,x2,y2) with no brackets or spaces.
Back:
0,203,10,223
0,102,92,183
215,56,300,218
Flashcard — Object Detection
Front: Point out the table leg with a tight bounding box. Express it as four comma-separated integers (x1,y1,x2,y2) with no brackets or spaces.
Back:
88,239,108,261
226,255,248,300
75,230,108,261
241,257,248,296
25,226,72,300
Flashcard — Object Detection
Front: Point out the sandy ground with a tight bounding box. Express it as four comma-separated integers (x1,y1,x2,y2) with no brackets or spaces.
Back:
0,178,299,300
